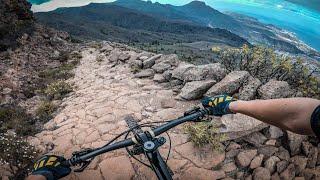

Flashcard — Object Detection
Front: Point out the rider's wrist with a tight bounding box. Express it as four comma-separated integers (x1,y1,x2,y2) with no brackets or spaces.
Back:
32,170,54,180
26,174,48,180
229,101,243,113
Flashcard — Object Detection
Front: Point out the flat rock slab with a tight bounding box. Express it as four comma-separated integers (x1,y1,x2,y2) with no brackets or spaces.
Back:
206,71,250,96
258,80,293,99
178,80,216,100
220,113,268,140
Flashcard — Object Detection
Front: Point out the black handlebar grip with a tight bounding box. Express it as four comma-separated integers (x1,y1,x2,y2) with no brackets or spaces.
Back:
61,160,71,167
124,115,143,135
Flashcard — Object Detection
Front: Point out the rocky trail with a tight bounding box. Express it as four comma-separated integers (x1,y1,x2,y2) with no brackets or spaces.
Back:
28,41,320,180
1,0,319,179
29,43,225,180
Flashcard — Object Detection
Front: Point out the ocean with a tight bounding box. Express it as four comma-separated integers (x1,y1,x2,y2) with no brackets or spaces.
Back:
207,0,320,51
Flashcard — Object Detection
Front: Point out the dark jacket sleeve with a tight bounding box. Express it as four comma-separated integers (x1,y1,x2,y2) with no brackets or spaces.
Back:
310,105,320,140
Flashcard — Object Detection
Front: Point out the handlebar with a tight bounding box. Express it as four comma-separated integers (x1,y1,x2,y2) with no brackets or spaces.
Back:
63,107,209,167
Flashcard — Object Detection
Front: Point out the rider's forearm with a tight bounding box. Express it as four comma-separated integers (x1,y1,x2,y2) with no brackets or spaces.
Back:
25,175,46,180
229,98,320,135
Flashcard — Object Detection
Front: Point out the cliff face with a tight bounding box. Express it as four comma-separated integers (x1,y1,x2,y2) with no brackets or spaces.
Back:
0,0,34,51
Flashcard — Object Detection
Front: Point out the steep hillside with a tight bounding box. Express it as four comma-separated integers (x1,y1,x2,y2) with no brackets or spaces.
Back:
0,0,34,51
35,3,248,47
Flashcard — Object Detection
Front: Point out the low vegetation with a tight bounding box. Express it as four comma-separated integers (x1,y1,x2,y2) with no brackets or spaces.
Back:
35,101,57,122
217,44,319,98
184,122,225,152
44,81,73,100
0,133,38,179
1,51,80,178
0,106,36,136
96,54,105,62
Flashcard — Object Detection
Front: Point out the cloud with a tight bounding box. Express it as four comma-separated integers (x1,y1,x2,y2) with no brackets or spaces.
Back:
31,0,115,12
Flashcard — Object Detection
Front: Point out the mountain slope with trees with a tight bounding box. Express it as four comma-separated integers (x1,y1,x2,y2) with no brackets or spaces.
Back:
35,3,248,47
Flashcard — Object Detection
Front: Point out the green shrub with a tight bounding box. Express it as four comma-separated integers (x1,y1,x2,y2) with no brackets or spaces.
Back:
58,51,70,62
70,36,83,43
90,42,103,49
35,101,57,122
96,54,104,62
70,51,83,60
0,106,36,136
44,81,72,100
0,133,38,179
39,63,76,81
218,45,320,98
184,122,225,151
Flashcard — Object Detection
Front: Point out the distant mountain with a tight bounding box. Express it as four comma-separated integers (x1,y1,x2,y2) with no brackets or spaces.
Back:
35,0,317,56
112,0,244,34
171,1,243,33
35,3,248,47
285,0,320,12
111,0,306,54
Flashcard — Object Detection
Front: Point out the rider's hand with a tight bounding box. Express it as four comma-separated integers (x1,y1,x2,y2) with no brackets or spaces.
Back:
31,155,71,180
202,95,236,116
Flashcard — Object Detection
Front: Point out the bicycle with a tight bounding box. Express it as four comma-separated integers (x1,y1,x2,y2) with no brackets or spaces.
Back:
62,106,210,180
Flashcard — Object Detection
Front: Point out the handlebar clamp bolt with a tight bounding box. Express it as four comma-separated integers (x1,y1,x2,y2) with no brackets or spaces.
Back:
144,141,155,151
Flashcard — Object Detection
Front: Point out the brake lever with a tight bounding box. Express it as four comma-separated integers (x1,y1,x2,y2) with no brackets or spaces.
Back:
70,148,94,172
184,106,201,116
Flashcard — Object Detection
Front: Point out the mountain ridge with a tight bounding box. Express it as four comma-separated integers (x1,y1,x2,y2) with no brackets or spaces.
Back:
110,0,310,55
35,3,248,47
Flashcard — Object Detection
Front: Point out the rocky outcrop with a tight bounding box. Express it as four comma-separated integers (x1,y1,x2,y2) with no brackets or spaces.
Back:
0,24,73,106
239,76,262,100
172,63,227,82
19,41,320,180
0,0,34,51
220,114,267,140
205,71,250,96
178,80,216,100
258,80,293,99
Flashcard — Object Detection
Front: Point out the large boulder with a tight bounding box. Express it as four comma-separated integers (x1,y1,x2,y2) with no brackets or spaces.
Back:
286,131,307,156
152,62,171,73
143,54,162,69
171,63,196,80
219,113,267,140
172,63,227,82
236,149,257,167
258,80,293,99
108,49,121,62
239,76,262,100
253,167,271,180
268,126,284,139
178,80,216,100
156,54,179,66
153,74,166,83
206,71,250,97
118,51,131,62
134,69,155,78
